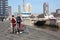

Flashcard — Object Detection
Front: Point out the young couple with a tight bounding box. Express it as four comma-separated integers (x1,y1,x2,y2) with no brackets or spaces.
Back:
8,14,24,34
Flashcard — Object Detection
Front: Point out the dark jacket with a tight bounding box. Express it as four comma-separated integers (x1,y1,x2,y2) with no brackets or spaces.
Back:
16,16,22,23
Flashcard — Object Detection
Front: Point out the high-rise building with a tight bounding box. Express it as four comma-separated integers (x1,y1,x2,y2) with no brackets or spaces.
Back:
56,9,60,14
8,6,12,16
43,2,49,16
22,0,25,12
25,3,32,13
0,0,8,21
18,5,22,17
18,5,20,14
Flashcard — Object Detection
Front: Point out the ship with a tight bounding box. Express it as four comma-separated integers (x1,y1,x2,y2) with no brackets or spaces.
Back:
34,20,46,26
32,15,55,26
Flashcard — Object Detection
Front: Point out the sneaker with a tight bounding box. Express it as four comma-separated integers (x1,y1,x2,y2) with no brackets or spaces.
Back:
20,32,23,34
17,32,19,34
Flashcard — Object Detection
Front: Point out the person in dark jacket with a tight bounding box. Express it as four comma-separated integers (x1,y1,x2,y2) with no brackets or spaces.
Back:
16,14,22,34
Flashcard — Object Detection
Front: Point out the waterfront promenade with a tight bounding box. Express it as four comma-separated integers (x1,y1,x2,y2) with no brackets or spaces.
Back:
0,20,60,40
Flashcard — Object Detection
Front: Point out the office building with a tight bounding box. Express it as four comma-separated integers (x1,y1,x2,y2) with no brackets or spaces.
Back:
56,9,60,14
0,0,8,21
22,2,32,18
25,3,32,13
8,6,12,16
43,2,49,16
22,0,25,12
18,5,21,14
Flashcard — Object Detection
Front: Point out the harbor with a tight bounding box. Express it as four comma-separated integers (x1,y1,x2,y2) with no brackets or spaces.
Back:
0,0,60,40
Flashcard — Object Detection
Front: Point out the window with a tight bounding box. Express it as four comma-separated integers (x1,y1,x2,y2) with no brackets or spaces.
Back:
5,8,8,10
1,10,3,13
1,8,3,9
0,13,3,14
0,6,3,7
5,1,8,4
5,10,8,12
0,10,3,14
0,1,2,5
5,6,8,8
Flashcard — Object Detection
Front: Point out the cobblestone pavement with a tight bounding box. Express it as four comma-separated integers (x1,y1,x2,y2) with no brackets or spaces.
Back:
0,21,60,40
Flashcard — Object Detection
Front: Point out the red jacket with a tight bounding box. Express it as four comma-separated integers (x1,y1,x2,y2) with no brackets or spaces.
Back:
11,18,16,27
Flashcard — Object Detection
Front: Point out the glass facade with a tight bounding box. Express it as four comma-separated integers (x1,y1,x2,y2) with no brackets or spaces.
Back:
0,0,8,21
0,0,8,16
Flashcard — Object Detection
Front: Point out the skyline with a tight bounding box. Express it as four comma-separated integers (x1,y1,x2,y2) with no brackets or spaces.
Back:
8,0,60,14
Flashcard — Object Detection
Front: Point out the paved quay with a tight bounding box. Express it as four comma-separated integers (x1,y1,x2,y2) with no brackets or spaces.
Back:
0,21,60,40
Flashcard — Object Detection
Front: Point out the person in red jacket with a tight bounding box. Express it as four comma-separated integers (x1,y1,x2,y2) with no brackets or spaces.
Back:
11,15,16,33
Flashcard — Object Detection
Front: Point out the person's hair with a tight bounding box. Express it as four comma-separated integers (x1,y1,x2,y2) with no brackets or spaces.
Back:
12,15,14,17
